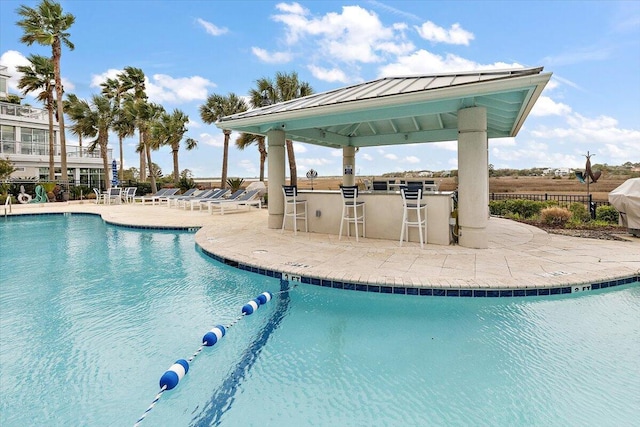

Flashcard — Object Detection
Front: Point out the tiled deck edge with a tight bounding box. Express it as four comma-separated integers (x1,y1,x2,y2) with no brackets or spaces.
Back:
196,243,639,298
3,211,201,232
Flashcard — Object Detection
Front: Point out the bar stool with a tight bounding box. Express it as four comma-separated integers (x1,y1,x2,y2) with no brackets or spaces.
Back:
339,185,365,241
281,185,307,235
400,187,427,248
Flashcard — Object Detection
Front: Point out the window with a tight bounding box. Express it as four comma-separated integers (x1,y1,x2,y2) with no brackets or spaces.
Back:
21,127,49,155
1,125,15,154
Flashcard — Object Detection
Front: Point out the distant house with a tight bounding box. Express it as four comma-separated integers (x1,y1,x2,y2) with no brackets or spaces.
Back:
418,171,434,177
542,168,553,175
554,168,572,177
441,170,451,177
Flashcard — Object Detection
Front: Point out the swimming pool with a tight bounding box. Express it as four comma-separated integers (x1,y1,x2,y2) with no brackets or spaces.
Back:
1,214,639,426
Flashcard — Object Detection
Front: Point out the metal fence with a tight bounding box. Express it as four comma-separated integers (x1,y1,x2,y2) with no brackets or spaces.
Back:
489,193,610,219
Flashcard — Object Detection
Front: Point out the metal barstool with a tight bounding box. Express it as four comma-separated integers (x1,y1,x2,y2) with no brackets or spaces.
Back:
400,187,427,248
281,185,307,235
339,185,366,241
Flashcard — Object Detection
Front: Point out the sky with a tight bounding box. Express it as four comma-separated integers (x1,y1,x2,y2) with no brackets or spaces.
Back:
1,0,639,179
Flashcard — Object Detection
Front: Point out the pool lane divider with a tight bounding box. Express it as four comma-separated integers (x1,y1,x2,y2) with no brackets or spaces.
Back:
133,291,274,427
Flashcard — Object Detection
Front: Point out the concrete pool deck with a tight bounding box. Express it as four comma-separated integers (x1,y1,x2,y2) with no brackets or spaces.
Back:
5,201,639,294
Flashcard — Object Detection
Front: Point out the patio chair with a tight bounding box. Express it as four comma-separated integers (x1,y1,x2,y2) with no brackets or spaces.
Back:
175,189,216,209
135,188,169,205
372,180,388,191
106,187,123,205
200,189,245,213
209,189,262,215
165,188,201,207
147,188,180,205
281,185,307,235
400,187,427,248
339,185,365,241
122,187,137,203
187,189,231,211
93,188,105,204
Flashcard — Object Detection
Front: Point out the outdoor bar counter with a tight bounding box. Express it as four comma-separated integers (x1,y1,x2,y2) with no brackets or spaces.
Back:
298,190,454,245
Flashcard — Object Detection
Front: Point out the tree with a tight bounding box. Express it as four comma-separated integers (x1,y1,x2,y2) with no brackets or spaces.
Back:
151,109,197,185
236,132,266,181
17,0,75,183
254,72,313,186
117,67,147,180
16,54,56,180
200,93,248,188
126,100,164,193
64,94,115,190
100,75,135,181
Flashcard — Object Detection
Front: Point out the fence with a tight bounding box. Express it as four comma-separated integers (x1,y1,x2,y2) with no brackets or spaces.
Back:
489,193,610,219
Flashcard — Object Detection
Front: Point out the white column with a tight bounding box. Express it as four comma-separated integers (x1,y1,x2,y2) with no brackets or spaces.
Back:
457,107,488,249
342,146,356,187
267,130,286,229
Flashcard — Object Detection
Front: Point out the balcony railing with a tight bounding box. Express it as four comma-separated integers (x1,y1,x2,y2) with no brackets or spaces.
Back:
0,101,49,121
0,140,112,158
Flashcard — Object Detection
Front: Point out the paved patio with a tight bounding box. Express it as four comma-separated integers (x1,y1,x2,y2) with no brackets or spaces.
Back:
5,201,639,294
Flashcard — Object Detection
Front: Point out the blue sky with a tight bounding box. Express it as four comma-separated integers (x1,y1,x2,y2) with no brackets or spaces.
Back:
1,0,639,178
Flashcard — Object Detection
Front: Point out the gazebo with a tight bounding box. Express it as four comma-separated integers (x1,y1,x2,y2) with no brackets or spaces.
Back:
216,67,551,248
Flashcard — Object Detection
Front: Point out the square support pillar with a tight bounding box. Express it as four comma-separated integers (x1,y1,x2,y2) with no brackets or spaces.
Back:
267,130,286,229
457,107,489,249
342,146,356,187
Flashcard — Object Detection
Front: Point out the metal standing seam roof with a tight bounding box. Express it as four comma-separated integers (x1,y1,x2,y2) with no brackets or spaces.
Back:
216,67,552,149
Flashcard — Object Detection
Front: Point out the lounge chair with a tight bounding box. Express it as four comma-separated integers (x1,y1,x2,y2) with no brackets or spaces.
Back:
148,188,180,205
186,189,231,211
198,189,244,212
165,188,201,207
135,188,169,205
207,189,262,215
106,187,123,204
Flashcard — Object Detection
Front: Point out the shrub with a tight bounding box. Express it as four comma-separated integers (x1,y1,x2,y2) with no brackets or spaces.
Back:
568,202,590,223
540,206,572,226
596,205,619,224
226,177,245,192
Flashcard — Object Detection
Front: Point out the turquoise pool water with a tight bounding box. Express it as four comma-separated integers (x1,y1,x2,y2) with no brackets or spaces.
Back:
1,214,639,426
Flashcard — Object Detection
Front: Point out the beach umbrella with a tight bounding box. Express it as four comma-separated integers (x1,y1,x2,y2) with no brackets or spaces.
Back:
111,159,119,187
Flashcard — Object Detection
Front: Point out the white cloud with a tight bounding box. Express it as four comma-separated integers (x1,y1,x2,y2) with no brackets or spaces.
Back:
196,18,228,36
147,74,215,103
271,4,407,65
307,65,349,83
1,50,74,96
90,69,215,104
378,49,522,76
530,95,572,117
198,132,224,148
293,142,307,153
251,47,292,64
415,21,474,45
431,141,457,151
237,159,257,175
404,155,420,163
384,153,398,160
361,153,373,161
299,157,331,166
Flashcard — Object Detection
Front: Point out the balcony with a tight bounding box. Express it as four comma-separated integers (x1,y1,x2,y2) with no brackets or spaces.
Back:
0,101,49,121
0,140,112,159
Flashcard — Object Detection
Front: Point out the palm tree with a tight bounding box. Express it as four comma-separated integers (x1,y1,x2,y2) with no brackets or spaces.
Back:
63,93,84,157
236,133,266,181
200,93,248,188
17,0,75,183
100,77,134,181
127,100,164,194
254,72,313,186
64,94,115,190
117,67,147,180
16,54,56,180
151,109,197,184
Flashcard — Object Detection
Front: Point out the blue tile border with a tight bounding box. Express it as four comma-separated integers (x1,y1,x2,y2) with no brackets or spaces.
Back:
4,211,200,232
196,243,640,298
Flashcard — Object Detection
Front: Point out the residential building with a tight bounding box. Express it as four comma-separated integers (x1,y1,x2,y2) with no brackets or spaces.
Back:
0,65,112,189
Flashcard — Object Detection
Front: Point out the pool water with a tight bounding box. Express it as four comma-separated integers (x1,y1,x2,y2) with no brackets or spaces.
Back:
1,215,639,426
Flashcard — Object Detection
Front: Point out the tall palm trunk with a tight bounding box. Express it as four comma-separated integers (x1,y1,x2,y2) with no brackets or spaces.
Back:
46,102,55,180
221,129,231,188
100,133,109,190
139,132,146,181
258,137,267,182
286,139,297,186
172,145,180,184
144,131,157,194
118,135,124,181
52,39,68,182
